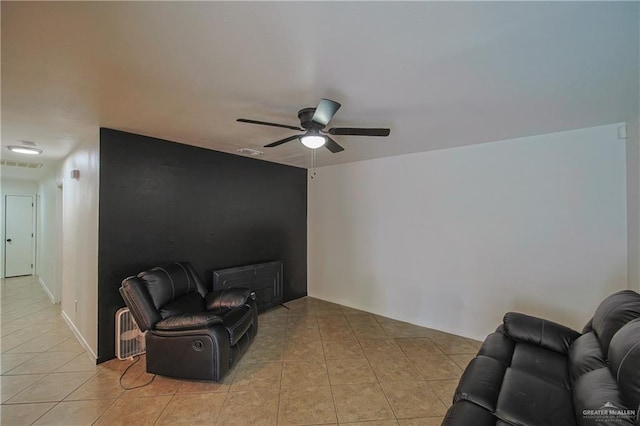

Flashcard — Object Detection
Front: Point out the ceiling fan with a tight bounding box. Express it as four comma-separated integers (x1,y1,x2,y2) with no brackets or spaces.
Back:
236,99,390,153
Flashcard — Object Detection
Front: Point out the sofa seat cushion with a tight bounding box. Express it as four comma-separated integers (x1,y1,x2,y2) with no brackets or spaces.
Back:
455,350,575,425
222,305,254,346
495,368,576,426
568,332,607,383
159,292,206,319
474,331,572,388
442,400,501,425
155,312,223,331
454,356,508,412
511,342,571,389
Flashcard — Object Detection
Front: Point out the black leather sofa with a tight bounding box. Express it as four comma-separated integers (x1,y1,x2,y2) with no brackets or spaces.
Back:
119,262,258,381
443,290,640,425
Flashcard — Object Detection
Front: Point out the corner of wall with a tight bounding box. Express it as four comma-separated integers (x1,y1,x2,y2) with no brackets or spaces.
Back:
627,115,640,293
36,165,63,303
61,309,98,360
38,277,57,303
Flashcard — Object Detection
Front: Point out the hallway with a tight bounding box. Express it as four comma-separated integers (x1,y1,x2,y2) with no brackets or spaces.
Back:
0,276,143,424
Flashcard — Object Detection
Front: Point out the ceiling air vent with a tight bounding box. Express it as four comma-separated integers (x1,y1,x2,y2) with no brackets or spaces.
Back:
237,148,263,157
0,160,44,169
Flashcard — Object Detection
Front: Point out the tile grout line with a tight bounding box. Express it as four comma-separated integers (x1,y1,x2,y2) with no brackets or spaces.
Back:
211,369,233,426
4,369,95,405
27,400,58,426
90,397,120,425
369,313,401,424
151,391,175,425
317,304,340,426
273,304,290,426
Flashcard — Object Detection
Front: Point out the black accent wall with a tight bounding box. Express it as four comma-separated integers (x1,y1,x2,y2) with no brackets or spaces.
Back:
98,128,307,362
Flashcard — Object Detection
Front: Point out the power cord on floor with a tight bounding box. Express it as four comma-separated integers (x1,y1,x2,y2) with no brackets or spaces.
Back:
119,355,157,390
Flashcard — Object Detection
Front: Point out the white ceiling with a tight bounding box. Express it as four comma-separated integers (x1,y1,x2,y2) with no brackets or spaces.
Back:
2,1,638,181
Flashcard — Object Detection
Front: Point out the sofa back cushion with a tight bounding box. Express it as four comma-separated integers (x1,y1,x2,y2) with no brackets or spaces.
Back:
159,292,206,318
120,277,162,331
568,332,607,383
590,290,640,354
608,318,640,415
138,262,206,316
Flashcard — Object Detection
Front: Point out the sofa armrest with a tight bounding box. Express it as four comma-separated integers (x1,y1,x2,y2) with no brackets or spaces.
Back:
155,312,223,331
502,312,580,354
205,288,255,311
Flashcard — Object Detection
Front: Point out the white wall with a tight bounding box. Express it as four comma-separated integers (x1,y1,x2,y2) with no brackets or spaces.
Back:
628,114,640,293
60,135,100,359
308,123,628,340
37,168,63,302
0,178,39,279
0,179,39,194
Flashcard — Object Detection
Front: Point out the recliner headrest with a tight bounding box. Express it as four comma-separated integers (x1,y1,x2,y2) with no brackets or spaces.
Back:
590,290,640,354
138,262,204,309
608,318,640,414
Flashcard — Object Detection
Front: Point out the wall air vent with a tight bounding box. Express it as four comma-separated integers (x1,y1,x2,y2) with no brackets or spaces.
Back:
237,148,263,157
0,160,44,169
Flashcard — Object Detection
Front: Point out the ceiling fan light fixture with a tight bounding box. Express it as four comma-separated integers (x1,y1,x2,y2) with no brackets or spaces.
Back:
8,145,42,155
300,134,326,149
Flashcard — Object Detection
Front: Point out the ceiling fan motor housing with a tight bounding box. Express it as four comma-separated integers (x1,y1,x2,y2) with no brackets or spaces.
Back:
298,108,321,130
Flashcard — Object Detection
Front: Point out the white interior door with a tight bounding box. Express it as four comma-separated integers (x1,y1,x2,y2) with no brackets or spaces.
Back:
4,195,35,277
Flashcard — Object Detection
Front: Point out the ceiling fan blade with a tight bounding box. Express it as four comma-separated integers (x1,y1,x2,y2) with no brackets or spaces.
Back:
264,134,302,148
324,136,344,153
237,118,303,131
328,128,391,137
311,99,341,127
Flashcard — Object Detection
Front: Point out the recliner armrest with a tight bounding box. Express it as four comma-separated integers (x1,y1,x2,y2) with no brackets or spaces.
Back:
155,312,223,331
205,288,255,312
502,312,580,355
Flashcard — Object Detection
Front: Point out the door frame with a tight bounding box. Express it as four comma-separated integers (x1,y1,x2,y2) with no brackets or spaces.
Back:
1,193,38,279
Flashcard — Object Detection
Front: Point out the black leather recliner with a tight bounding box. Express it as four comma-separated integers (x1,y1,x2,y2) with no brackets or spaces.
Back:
443,290,640,425
119,262,258,381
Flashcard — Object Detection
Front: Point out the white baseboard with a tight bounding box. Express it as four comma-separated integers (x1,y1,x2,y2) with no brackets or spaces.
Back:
38,277,57,304
61,310,98,361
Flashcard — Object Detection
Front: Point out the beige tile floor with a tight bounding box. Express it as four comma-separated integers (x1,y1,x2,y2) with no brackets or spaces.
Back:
1,275,481,425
